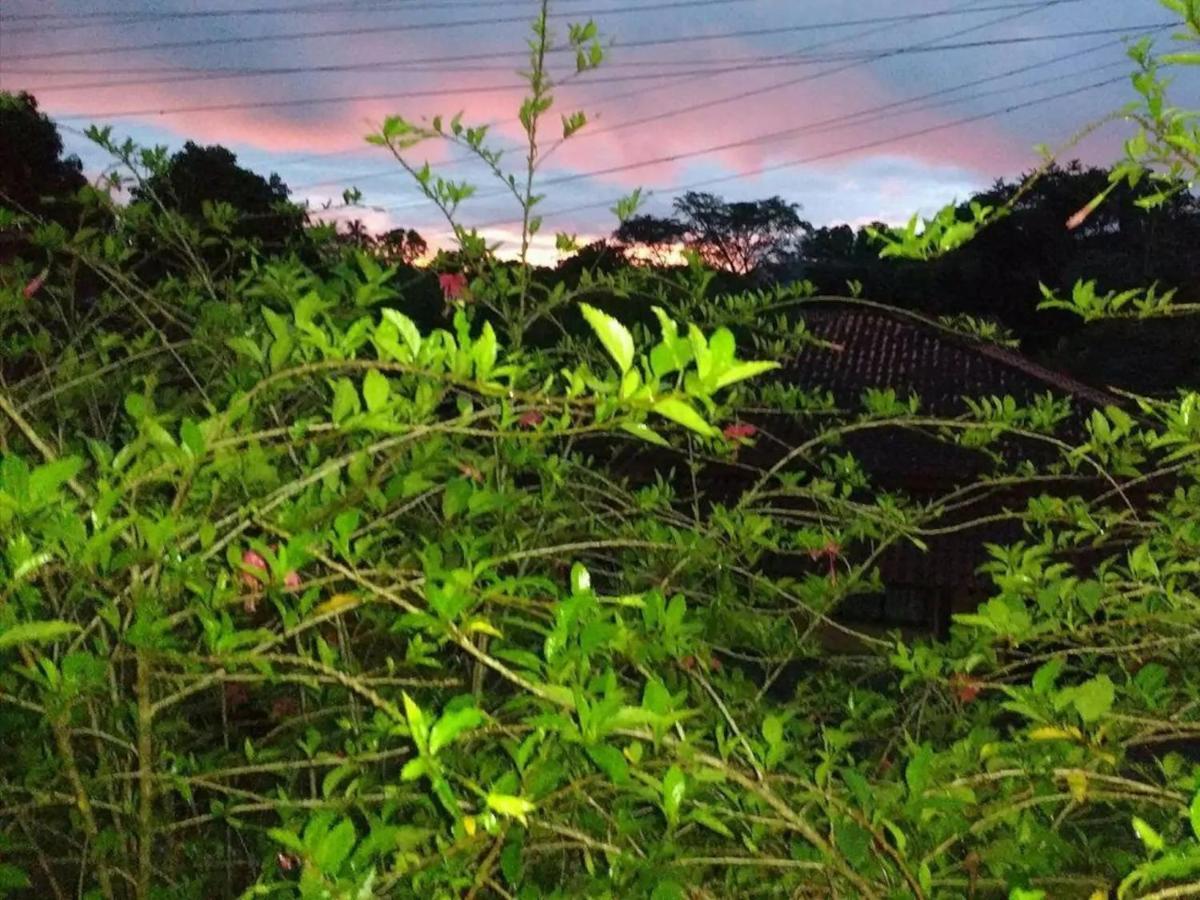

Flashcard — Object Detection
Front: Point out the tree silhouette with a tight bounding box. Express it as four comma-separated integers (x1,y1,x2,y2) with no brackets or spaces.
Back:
0,92,86,222
376,227,427,264
135,141,305,248
334,218,375,250
612,214,688,266
612,193,809,276
672,192,810,276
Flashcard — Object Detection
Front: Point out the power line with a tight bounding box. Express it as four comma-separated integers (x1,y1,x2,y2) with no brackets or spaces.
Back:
465,72,1129,235
3,0,602,28
0,1,1105,65
371,35,1141,214
2,1,1077,84
294,34,1135,196
246,0,945,177
46,24,1158,122
0,0,755,63
554,10,1129,143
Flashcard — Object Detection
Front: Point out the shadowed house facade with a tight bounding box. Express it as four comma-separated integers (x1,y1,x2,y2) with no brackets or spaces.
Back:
610,305,1118,637
762,307,1117,635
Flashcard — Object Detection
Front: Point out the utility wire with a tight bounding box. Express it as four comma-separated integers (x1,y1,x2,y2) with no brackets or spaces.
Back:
0,0,614,25
254,0,947,174
47,24,1159,121
471,74,1129,233
4,1,1076,83
294,35,1137,196
4,0,610,28
0,1,1108,64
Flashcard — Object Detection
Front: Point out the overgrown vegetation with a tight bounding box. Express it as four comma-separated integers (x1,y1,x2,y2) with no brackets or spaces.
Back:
3,2,1200,898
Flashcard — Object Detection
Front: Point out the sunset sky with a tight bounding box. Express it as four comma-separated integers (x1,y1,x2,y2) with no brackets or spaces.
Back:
0,0,1185,261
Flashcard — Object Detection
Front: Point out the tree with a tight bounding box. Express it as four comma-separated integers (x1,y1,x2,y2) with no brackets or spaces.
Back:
612,214,688,266
671,191,810,276
0,92,86,221
376,227,427,264
134,141,305,248
334,218,375,250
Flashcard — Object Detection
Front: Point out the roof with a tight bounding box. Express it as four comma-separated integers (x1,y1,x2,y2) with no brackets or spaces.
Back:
778,307,1117,412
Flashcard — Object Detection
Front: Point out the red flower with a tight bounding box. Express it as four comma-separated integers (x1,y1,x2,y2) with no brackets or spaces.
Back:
679,655,696,671
438,272,469,301
722,422,758,441
950,673,982,704
22,269,48,300
518,410,544,429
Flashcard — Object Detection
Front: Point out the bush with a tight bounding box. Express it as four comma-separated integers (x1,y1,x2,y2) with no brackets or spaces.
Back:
4,3,1200,899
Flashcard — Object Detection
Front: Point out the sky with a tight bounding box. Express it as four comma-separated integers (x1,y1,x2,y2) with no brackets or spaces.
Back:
0,0,1188,263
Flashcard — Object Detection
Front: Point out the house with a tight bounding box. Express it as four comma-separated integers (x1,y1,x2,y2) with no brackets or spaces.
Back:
608,304,1119,638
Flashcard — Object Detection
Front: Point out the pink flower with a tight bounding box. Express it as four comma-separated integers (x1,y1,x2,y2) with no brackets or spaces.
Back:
22,269,47,300
722,423,758,441
283,570,302,590
1066,197,1100,231
241,549,268,591
438,272,469,301
517,410,544,429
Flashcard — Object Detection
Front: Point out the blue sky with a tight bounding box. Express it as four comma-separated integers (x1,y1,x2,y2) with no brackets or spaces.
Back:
0,0,1186,259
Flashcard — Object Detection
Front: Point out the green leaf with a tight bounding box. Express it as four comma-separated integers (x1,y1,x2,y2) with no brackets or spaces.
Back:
382,309,422,359
267,828,304,852
313,818,356,874
179,419,206,457
0,863,30,890
1133,816,1164,854
402,692,429,753
362,369,390,413
652,397,717,437
473,321,498,380
579,303,634,374
586,744,630,785
400,758,427,782
331,378,361,424
1073,674,1115,723
28,457,82,502
713,360,780,391
486,792,536,824
1190,791,1200,841
429,706,485,756
690,808,733,839
1032,657,1064,694
0,620,80,652
905,745,934,796
762,715,783,748
662,764,685,827
620,422,670,446
570,562,591,595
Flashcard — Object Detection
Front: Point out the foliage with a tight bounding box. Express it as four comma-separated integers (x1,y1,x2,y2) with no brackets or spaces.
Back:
0,92,87,226
4,3,1200,899
614,192,811,277
132,140,307,250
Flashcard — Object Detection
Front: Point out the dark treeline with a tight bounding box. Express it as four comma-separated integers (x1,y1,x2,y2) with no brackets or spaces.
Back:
6,90,1199,393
